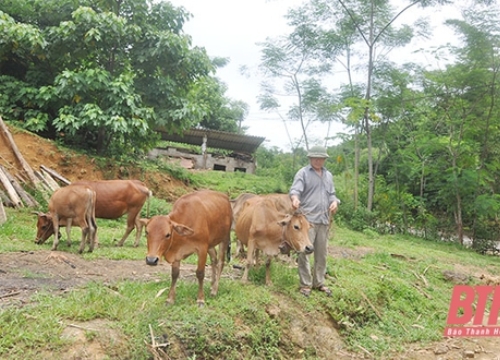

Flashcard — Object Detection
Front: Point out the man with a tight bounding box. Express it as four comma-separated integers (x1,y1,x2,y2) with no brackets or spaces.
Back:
289,145,340,297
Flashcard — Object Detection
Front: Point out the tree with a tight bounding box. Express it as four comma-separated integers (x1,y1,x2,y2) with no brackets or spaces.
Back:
257,10,338,151
0,0,243,157
417,7,500,245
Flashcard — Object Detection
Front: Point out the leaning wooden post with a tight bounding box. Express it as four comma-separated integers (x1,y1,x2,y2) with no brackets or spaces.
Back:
0,200,6,224
0,166,23,208
0,116,42,190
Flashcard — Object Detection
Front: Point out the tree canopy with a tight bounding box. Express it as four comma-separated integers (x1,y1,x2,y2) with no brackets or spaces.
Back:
0,0,246,156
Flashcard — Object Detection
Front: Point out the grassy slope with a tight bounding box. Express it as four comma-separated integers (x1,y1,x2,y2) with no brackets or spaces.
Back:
1,170,500,359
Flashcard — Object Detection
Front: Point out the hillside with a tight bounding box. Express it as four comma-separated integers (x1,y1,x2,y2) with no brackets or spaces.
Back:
0,123,189,201
2,124,500,359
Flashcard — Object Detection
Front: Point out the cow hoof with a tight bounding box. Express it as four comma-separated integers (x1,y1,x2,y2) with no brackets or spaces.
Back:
197,301,205,308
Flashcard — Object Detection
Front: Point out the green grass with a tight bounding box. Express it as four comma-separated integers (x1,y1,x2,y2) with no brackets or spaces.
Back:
2,199,500,358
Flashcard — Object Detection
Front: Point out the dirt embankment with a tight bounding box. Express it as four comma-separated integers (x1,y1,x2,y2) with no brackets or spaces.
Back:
0,125,189,201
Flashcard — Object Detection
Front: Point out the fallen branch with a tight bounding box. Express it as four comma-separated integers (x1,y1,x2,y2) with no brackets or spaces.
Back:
356,344,373,358
412,283,432,299
146,324,170,360
359,290,383,321
59,321,98,332
0,290,22,299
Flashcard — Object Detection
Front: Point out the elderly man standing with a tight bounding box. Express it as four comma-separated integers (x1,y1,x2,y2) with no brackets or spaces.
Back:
289,145,340,297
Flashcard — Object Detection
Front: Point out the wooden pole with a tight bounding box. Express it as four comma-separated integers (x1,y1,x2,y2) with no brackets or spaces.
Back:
0,200,6,225
0,165,38,207
0,189,14,208
0,116,41,189
40,165,71,185
34,171,55,193
0,166,23,208
40,168,61,190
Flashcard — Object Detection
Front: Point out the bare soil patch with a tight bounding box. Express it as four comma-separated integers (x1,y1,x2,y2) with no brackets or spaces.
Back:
0,250,169,308
0,126,189,200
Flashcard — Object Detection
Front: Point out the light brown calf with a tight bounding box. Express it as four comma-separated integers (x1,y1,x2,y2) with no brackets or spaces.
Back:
35,184,97,253
235,196,313,285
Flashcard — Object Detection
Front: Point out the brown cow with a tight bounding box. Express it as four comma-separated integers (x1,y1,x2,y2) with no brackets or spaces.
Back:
143,190,232,306
35,180,151,247
230,193,293,259
235,196,313,285
35,184,97,253
230,193,258,258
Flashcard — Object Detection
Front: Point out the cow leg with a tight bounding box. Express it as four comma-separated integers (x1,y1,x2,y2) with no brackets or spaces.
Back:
88,220,97,253
78,225,89,254
133,214,144,247
242,240,256,283
167,261,181,305
265,256,273,286
195,252,208,307
116,213,135,247
235,239,245,258
217,233,230,287
208,248,218,296
51,216,61,251
65,218,72,247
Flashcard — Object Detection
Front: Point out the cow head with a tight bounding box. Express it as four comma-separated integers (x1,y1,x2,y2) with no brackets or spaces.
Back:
34,212,55,244
278,213,314,254
144,215,195,266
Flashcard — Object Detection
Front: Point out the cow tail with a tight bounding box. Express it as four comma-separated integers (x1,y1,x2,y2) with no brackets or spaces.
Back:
226,240,232,263
89,189,97,231
147,190,152,218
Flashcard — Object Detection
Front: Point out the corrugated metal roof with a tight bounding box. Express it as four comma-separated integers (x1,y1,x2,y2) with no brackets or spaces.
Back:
156,127,266,154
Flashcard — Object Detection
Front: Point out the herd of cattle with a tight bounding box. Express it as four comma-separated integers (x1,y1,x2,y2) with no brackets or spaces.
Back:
33,180,314,306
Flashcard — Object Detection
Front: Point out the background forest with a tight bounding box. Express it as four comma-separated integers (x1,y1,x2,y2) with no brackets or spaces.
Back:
1,0,500,253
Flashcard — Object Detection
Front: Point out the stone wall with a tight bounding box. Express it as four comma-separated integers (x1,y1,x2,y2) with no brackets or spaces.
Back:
148,147,256,174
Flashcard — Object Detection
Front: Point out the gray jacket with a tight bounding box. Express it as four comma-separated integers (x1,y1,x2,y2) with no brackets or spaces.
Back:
289,164,340,225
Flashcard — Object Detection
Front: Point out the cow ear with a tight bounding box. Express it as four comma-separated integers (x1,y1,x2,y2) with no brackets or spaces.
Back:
171,221,194,237
278,214,292,227
139,218,150,227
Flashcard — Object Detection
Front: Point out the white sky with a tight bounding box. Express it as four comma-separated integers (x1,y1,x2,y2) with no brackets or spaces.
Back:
167,0,462,151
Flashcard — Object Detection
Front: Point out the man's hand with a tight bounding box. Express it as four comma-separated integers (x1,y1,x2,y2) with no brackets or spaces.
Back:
329,200,339,214
291,196,300,209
